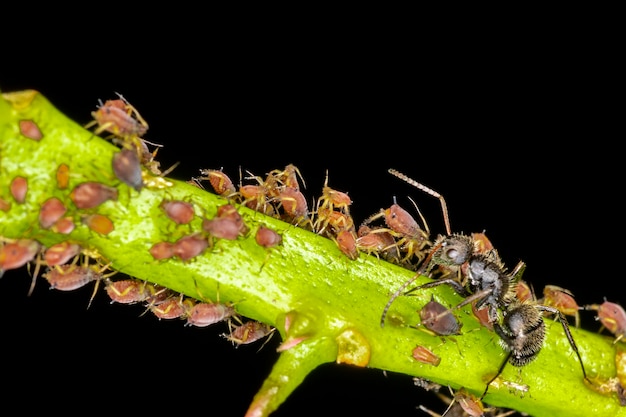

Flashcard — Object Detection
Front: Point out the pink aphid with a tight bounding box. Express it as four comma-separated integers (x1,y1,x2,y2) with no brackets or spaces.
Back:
255,226,282,248
39,197,67,229
0,239,41,272
412,345,441,366
586,300,626,343
70,181,118,209
186,302,236,327
43,242,81,267
43,264,103,291
160,199,195,224
198,169,237,197
202,217,242,241
10,176,28,204
223,320,274,346
19,119,43,141
149,241,175,260
105,279,168,305
150,296,193,320
172,233,209,261
90,97,148,138
51,217,76,234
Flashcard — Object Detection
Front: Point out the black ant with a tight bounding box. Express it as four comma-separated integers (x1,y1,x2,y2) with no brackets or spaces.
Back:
381,168,590,399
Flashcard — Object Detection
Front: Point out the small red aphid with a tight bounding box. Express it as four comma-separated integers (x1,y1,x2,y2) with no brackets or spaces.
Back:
112,148,144,192
172,233,209,261
43,242,81,267
70,181,118,209
355,225,401,263
149,241,175,260
82,213,115,235
222,320,274,346
51,217,76,234
56,163,70,190
10,176,28,204
197,169,237,197
160,199,195,225
88,95,149,138
585,300,626,343
265,163,305,194
150,296,193,320
39,197,67,229
255,226,282,248
202,217,243,241
186,301,236,327
316,170,352,214
542,284,581,328
0,198,11,212
0,238,41,273
335,229,359,261
412,345,441,366
42,263,104,292
105,279,168,305
19,119,43,141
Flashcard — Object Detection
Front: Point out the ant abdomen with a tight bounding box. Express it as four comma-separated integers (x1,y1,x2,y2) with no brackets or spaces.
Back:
493,303,545,367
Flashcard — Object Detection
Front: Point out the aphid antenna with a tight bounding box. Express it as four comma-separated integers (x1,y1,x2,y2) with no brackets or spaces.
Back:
406,195,430,237
388,169,451,236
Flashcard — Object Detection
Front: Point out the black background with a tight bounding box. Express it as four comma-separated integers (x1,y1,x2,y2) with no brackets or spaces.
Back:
1,21,622,417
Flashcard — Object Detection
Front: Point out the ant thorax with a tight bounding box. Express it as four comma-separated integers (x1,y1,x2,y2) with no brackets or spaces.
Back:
466,255,515,310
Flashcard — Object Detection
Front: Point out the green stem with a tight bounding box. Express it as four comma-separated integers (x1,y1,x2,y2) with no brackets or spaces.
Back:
0,90,623,417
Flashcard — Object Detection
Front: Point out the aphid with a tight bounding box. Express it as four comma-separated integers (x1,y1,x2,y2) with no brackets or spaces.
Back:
160,199,195,225
43,241,81,267
149,241,175,260
0,238,41,274
265,163,306,195
185,301,236,328
355,225,401,263
105,279,169,305
70,181,118,209
274,186,310,226
10,176,27,203
238,183,275,216
222,320,275,346
150,295,193,320
197,168,237,197
56,163,70,189
419,296,462,336
541,284,581,328
202,204,248,241
82,213,115,235
39,197,67,229
584,299,626,344
19,119,43,141
86,93,149,139
334,229,359,261
316,170,352,214
418,386,512,417
313,207,355,237
172,233,209,261
255,226,282,248
412,344,441,366
112,148,144,192
42,258,115,307
0,198,11,212
51,217,75,234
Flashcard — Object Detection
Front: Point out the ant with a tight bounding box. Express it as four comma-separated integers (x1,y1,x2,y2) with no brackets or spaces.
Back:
380,168,590,399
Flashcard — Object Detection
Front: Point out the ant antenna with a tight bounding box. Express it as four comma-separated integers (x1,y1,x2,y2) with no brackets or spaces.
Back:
380,240,445,327
388,169,451,236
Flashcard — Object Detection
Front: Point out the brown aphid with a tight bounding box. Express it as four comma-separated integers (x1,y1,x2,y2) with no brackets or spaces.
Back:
82,213,115,235
275,186,310,226
149,241,175,260
160,199,195,224
222,320,275,346
265,163,305,195
202,217,242,241
412,345,441,366
112,148,144,192
238,183,275,215
43,262,110,292
216,203,248,235
56,163,70,190
355,225,401,262
316,170,352,214
19,119,43,141
10,176,27,204
185,301,236,327
313,207,355,236
515,279,535,303
172,233,209,261
43,242,81,267
150,295,194,320
105,279,169,305
542,284,580,328
0,198,11,212
51,217,76,234
87,94,148,138
585,299,626,343
0,238,41,273
255,226,282,248
334,229,359,261
39,197,67,229
197,168,237,197
419,296,462,336
70,181,118,209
